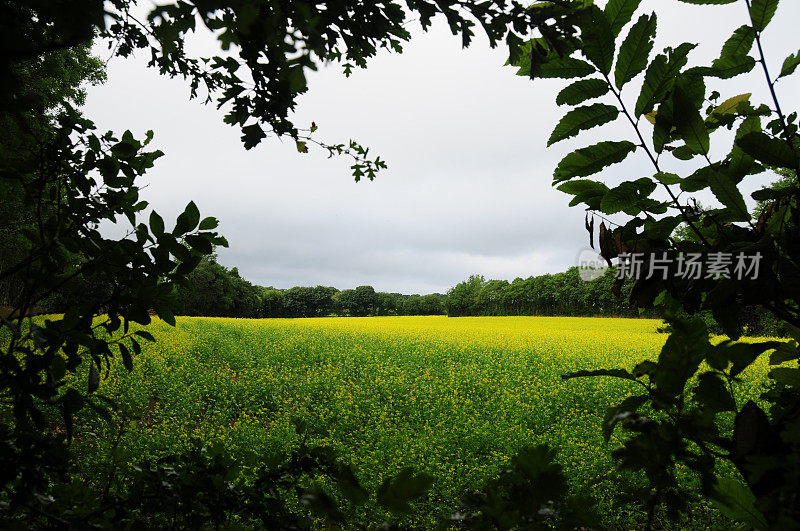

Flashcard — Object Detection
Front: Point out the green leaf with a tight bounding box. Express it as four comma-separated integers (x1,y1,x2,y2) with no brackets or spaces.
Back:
770,367,800,387
135,330,156,342
602,394,648,442
556,79,610,106
768,341,799,365
736,131,798,168
655,172,682,185
693,372,735,412
671,145,696,160
709,170,749,220
615,13,657,89
377,468,434,514
174,201,201,236
635,43,696,116
539,57,597,79
185,234,213,254
241,123,265,149
728,116,762,181
88,363,99,393
119,343,133,371
779,50,800,78
673,86,710,155
604,0,642,38
548,104,620,146
553,141,637,182
704,54,757,79
600,179,656,214
711,479,768,530
556,180,610,195
706,93,751,127
199,216,219,230
562,368,636,381
149,211,165,238
580,6,616,74
159,308,176,327
719,25,755,60
749,0,779,32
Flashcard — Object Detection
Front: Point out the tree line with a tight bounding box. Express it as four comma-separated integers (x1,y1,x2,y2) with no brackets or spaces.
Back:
170,256,447,318
446,268,649,318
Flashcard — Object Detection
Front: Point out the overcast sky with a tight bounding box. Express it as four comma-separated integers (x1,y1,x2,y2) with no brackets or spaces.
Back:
84,1,800,294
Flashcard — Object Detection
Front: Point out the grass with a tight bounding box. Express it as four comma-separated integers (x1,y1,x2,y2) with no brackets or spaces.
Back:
67,315,778,528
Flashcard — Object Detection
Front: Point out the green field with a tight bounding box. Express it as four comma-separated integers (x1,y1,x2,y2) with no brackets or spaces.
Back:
68,316,775,528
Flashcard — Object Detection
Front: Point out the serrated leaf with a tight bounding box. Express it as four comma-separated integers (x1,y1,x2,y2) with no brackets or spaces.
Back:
615,14,657,89
720,25,755,60
673,86,710,155
779,50,800,78
539,57,597,79
600,179,655,214
635,43,696,116
736,131,797,168
557,180,610,196
553,141,637,182
705,55,757,79
749,0,779,32
709,170,749,220
556,79,610,106
548,104,620,146
604,0,642,38
579,6,616,74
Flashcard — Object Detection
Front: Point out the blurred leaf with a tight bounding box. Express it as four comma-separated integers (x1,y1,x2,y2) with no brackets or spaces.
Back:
711,479,768,530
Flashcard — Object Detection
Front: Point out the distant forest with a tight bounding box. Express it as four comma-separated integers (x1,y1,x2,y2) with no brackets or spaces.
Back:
26,254,638,319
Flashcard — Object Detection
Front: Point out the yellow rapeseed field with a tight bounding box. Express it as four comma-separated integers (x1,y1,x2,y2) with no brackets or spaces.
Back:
69,315,778,528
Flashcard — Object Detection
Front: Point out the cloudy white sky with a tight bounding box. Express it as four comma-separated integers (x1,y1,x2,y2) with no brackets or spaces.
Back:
84,1,800,294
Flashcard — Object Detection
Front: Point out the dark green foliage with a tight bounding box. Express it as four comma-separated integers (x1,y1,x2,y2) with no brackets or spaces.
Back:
0,0,575,527
175,255,262,317
451,445,598,529
529,0,800,527
445,268,652,319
